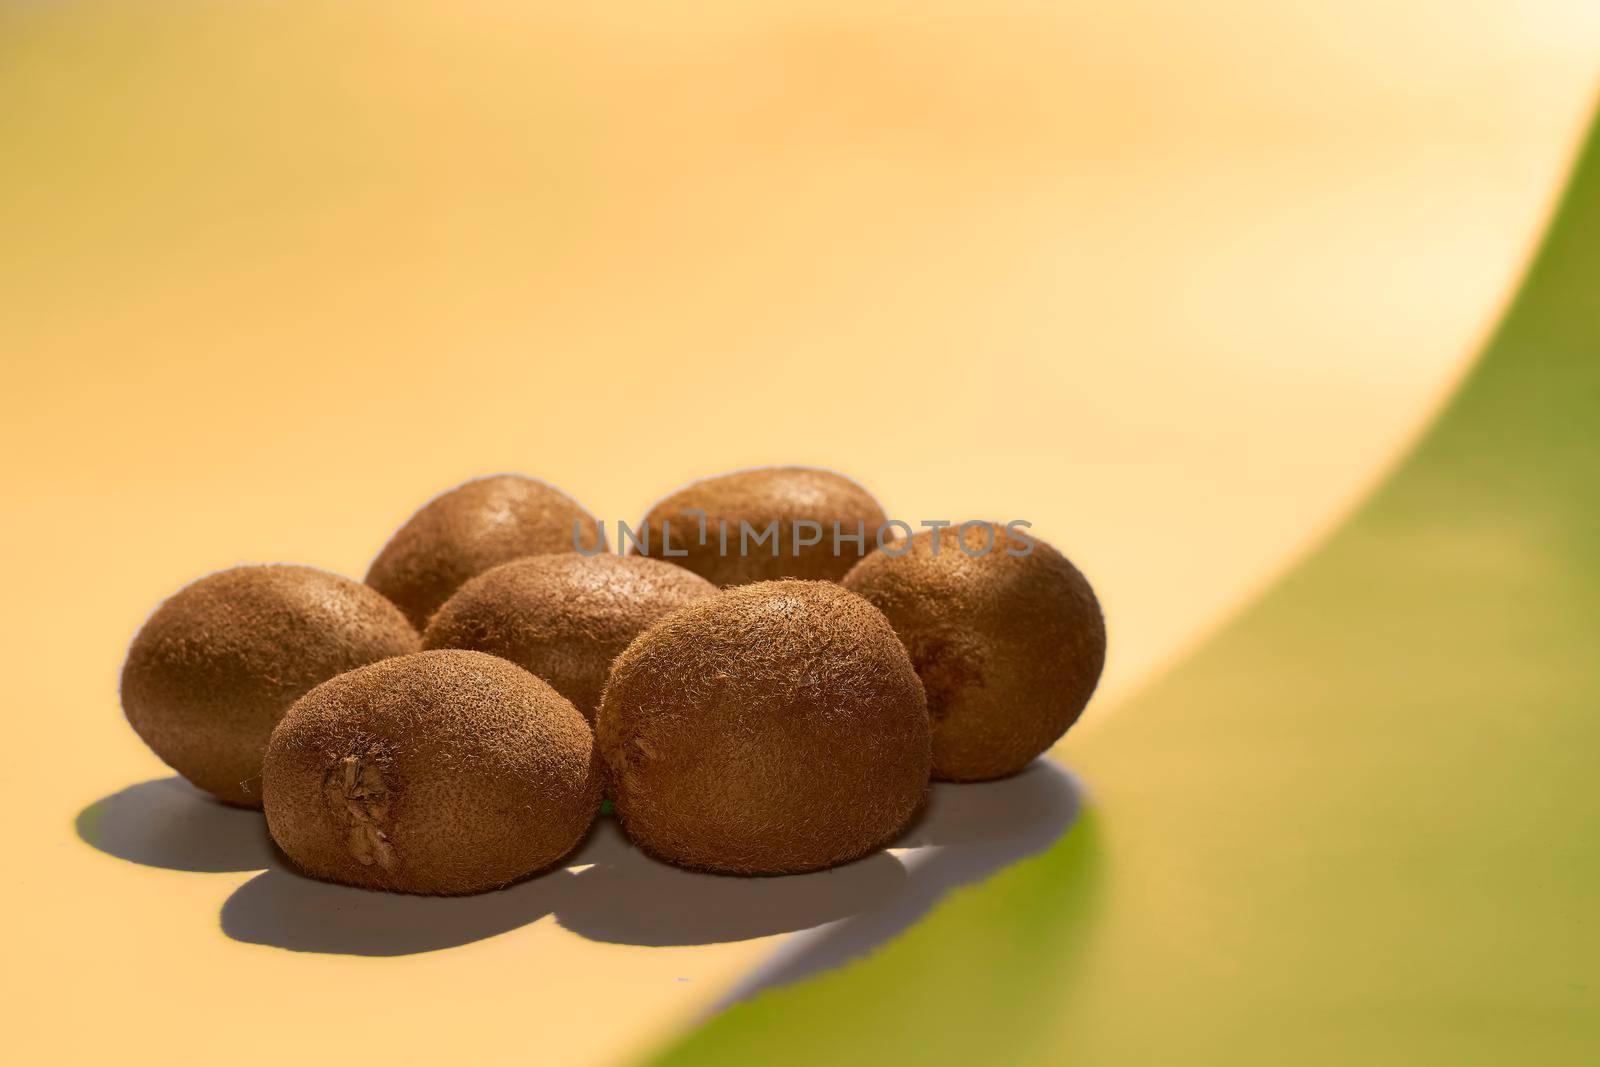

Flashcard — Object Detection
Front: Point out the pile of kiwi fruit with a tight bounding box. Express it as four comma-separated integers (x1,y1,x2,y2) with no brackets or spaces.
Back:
121,468,1105,893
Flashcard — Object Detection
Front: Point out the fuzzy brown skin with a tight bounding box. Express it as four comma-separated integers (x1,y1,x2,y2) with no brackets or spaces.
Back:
597,580,930,875
421,554,717,722
635,466,886,586
842,523,1106,782
263,650,601,895
121,565,420,808
366,474,603,630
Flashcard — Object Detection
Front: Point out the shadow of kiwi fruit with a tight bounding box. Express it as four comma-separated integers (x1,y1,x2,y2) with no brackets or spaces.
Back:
76,758,1079,960
220,858,573,955
552,820,911,945
713,758,1084,1007
221,819,911,955
76,776,277,873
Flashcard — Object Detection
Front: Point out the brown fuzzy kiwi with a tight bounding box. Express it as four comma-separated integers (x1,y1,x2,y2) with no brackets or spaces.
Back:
421,554,717,722
597,580,930,875
366,474,604,630
635,466,886,586
121,565,420,808
842,523,1106,782
263,649,601,895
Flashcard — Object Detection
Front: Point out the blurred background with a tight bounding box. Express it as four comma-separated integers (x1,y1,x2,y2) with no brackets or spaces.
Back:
4,3,1596,1065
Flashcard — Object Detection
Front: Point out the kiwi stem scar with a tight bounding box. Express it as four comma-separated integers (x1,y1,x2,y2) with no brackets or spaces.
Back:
326,752,396,869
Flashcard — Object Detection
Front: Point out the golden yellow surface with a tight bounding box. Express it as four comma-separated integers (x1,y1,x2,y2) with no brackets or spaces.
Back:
3,3,1595,1064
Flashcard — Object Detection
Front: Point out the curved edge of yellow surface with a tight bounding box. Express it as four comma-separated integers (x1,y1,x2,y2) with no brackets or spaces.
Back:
637,102,1600,1067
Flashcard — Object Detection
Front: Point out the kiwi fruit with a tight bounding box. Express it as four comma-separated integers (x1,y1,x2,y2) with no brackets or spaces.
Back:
422,554,717,722
366,474,604,629
842,523,1106,781
597,580,930,875
263,649,601,895
635,466,886,586
121,565,420,808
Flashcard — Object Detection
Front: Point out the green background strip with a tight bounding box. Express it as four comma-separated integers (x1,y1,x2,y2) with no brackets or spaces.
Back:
643,106,1600,1067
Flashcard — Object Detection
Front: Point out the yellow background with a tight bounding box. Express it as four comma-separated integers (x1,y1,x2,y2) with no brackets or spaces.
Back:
3,3,1597,1064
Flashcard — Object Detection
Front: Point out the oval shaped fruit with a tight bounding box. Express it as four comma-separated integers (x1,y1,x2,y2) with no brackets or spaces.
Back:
121,565,420,808
635,466,886,586
422,554,717,722
597,580,930,874
366,474,603,629
263,649,601,895
842,522,1106,781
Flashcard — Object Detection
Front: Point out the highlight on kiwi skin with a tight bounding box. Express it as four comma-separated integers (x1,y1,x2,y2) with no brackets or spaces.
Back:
120,564,420,809
633,466,887,587
263,650,602,896
422,554,717,722
597,579,931,876
843,522,1106,783
366,473,605,630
